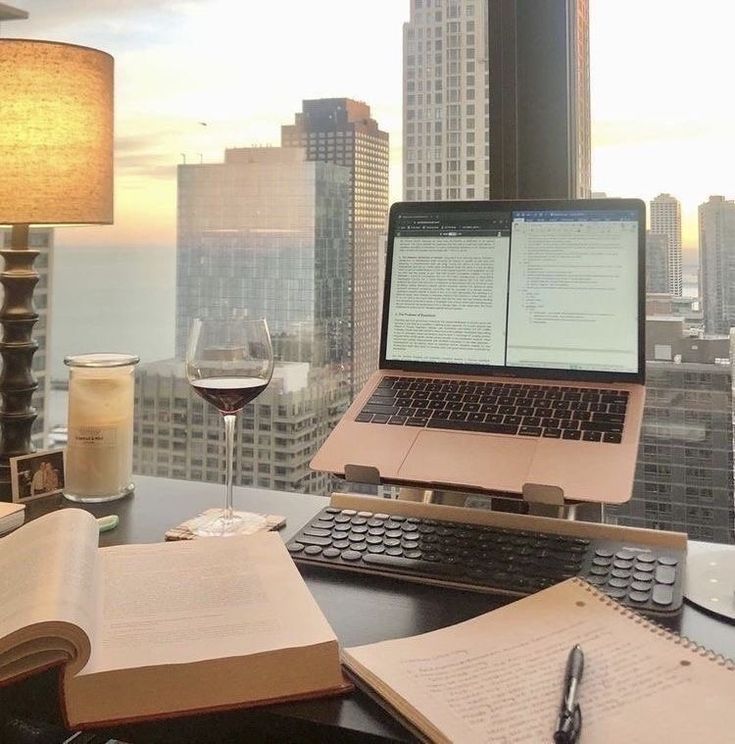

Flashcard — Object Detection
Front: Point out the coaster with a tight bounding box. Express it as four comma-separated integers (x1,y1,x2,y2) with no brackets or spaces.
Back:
685,549,735,620
165,509,286,540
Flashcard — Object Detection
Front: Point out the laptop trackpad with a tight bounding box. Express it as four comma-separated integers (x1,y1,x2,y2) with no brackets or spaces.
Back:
397,430,536,493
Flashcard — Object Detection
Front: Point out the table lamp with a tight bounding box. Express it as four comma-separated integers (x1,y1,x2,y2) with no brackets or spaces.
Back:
0,39,113,500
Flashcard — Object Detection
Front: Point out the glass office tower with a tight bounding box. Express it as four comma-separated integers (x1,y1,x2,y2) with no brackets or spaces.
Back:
699,195,735,335
282,99,390,395
175,146,350,368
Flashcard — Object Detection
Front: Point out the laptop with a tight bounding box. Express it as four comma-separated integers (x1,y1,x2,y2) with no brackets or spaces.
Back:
311,199,646,505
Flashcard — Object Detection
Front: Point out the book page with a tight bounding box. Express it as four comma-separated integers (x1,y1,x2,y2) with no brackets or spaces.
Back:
80,532,337,675
0,509,100,679
345,579,735,744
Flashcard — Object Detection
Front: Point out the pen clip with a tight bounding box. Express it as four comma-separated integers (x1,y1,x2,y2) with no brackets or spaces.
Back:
554,704,582,744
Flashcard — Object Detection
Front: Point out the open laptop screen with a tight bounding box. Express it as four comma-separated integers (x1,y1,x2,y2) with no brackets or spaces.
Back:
381,199,645,383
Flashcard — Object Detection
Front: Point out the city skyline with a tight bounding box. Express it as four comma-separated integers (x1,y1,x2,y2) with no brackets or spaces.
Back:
10,0,735,256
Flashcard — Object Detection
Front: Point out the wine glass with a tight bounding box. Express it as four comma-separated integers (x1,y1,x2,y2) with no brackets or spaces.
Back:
186,317,274,536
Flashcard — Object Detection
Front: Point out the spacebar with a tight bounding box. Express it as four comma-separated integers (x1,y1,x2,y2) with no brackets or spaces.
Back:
361,553,467,578
426,419,519,435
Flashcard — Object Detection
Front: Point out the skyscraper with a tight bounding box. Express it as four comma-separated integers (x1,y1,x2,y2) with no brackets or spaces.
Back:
645,230,669,295
650,193,683,296
175,146,350,366
699,195,735,334
402,0,490,201
281,99,389,394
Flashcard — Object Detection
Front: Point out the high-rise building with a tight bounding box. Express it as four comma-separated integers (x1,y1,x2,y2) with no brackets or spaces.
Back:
699,195,735,334
645,230,669,295
402,0,490,201
133,360,349,495
0,227,52,449
281,99,389,394
650,193,683,296
175,146,350,367
609,317,734,544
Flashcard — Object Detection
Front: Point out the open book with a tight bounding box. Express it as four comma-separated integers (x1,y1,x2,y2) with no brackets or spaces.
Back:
344,578,735,744
0,509,348,728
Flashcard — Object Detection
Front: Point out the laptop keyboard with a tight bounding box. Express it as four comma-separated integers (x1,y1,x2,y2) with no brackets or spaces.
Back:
356,376,629,443
288,507,685,616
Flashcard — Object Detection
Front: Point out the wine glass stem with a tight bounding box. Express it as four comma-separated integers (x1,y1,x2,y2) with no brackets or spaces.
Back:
223,413,236,521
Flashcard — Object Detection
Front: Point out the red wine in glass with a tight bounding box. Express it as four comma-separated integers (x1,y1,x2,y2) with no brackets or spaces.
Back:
191,377,268,414
186,317,274,537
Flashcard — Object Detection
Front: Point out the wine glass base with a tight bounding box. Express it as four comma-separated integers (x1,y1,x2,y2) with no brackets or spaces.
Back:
193,510,267,537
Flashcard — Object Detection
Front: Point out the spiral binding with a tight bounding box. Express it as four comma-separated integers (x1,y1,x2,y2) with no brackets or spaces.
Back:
570,577,735,670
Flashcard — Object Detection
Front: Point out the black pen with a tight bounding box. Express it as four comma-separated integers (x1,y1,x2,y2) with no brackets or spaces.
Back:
553,644,584,744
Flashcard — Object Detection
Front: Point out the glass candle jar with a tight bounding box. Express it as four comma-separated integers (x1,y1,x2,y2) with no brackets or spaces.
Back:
64,353,139,503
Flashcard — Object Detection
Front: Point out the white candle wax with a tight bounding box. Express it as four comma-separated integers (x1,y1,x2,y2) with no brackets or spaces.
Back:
65,360,136,501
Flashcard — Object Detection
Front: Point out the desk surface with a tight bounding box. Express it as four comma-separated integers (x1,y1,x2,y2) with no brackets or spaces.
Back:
5,475,735,743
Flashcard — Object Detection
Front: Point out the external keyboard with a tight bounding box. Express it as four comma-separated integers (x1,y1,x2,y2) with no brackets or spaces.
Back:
287,506,685,616
356,376,629,443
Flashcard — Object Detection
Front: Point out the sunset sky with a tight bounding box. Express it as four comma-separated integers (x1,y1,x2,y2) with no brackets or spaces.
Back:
9,0,735,258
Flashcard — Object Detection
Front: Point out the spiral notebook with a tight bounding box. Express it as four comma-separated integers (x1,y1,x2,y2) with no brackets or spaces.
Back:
343,578,735,744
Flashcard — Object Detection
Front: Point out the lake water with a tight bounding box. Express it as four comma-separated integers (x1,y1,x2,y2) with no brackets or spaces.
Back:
50,244,176,381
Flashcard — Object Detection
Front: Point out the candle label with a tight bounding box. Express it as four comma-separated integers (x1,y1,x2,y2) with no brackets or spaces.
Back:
69,425,120,448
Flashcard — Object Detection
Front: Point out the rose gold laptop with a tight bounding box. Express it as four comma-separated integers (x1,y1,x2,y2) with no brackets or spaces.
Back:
312,199,646,505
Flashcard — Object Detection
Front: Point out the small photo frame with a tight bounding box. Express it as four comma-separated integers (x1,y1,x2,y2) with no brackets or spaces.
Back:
10,448,65,503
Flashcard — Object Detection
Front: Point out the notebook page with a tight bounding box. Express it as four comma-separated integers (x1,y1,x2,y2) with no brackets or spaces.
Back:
344,579,735,744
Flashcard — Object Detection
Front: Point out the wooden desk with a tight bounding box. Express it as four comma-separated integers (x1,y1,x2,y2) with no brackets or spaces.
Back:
3,475,735,743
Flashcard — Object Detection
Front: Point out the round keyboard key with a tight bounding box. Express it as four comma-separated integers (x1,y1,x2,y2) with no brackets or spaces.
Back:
406,517,420,525
632,571,653,583
332,531,349,541
342,509,357,516
404,550,423,559
635,552,656,564
590,565,609,576
384,538,401,548
594,548,614,559
351,517,367,526
366,535,383,545
628,591,650,603
634,563,654,573
368,518,387,528
658,556,679,566
585,574,607,585
348,533,366,543
603,587,627,600
351,543,367,552
385,529,402,539
335,515,352,524
304,545,323,556
341,550,362,561
388,515,405,523
611,568,632,579
325,507,340,514
375,513,390,520
630,581,652,593
367,544,386,553
323,548,341,558
613,559,633,570
592,557,612,567
615,549,636,561
368,527,386,536
332,540,350,550
350,525,368,534
357,511,373,518
402,540,419,550
608,577,629,589
385,547,403,556
287,542,304,553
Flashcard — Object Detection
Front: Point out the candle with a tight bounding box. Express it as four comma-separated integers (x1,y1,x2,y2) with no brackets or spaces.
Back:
64,353,139,502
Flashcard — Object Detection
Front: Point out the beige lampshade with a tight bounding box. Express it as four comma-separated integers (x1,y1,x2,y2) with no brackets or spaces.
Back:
0,39,113,225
